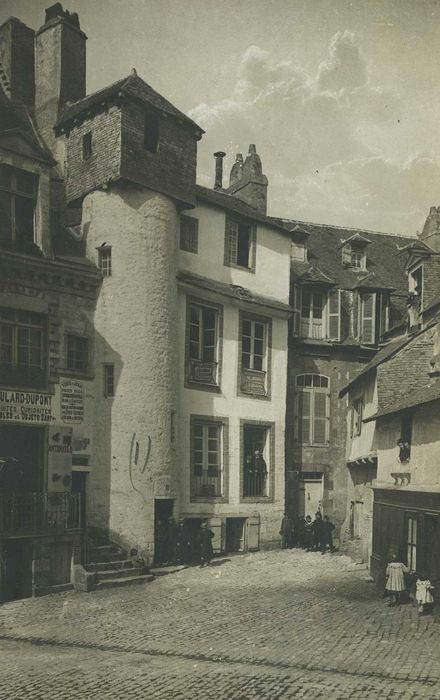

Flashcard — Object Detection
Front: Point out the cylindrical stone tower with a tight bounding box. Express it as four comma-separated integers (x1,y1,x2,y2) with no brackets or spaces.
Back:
83,184,179,560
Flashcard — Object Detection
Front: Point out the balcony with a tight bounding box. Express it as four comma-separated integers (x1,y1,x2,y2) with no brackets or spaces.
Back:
243,471,267,498
192,471,222,499
0,492,82,535
240,368,267,396
188,359,218,385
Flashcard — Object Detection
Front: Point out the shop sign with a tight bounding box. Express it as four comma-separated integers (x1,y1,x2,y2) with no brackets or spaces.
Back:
0,389,55,423
60,380,84,424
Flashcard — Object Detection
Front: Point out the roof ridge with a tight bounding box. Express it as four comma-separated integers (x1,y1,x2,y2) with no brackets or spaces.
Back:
270,215,417,241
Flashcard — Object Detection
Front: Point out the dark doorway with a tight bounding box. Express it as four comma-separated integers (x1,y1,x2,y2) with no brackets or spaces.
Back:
71,471,87,528
0,425,44,492
154,499,174,564
225,518,245,553
1,540,33,601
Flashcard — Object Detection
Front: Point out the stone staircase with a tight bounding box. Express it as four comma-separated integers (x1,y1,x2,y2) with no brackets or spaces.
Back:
74,539,154,592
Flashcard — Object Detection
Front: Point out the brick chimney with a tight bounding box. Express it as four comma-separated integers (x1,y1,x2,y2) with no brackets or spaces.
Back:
226,144,268,215
418,206,440,253
35,4,87,149
0,18,35,105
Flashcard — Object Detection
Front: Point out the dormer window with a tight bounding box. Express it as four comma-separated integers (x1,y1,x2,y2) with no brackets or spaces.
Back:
291,239,307,262
144,108,160,153
408,265,423,308
342,244,366,270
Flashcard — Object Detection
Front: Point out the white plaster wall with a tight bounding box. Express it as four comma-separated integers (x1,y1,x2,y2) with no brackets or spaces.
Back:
377,403,440,488
346,375,378,462
177,290,288,545
83,185,179,558
178,203,291,304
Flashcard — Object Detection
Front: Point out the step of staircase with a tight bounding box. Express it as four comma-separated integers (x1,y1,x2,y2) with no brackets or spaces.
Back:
93,566,146,581
86,559,134,573
94,573,154,591
88,544,126,563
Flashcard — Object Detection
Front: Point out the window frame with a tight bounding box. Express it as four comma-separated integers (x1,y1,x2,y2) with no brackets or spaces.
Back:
351,396,364,437
65,334,90,375
238,312,271,399
0,164,38,246
190,415,229,503
224,217,257,272
185,297,222,392
406,514,417,572
240,419,275,503
82,132,92,161
293,286,341,341
408,264,423,309
0,307,47,388
98,245,112,277
103,363,115,398
180,215,199,254
294,374,330,447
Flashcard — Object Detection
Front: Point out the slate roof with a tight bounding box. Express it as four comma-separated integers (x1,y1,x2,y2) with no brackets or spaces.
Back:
195,186,292,234
271,217,416,291
177,270,292,314
364,378,440,422
0,86,55,163
56,73,204,135
339,333,417,397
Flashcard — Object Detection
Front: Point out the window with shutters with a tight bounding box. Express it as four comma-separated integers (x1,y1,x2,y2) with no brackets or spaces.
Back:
0,307,46,388
180,216,199,253
185,299,221,389
358,292,376,344
295,374,330,446
224,217,256,270
239,314,270,397
293,287,341,341
351,397,364,436
190,416,228,500
342,243,367,270
406,515,417,571
0,165,38,247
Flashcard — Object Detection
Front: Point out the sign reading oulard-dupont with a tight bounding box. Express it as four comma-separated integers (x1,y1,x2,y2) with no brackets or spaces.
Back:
0,390,55,423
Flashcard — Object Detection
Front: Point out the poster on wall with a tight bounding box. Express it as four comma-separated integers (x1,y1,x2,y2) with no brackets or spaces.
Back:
60,379,84,424
0,389,55,423
47,425,73,492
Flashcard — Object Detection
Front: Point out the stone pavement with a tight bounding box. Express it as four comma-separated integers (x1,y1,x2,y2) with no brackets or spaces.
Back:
0,549,439,699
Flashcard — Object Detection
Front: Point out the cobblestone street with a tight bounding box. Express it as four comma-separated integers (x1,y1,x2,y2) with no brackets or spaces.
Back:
0,549,439,699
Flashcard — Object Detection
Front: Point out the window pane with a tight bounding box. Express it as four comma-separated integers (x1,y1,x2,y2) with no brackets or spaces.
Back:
0,166,12,189
15,195,34,244
15,170,37,196
0,190,12,241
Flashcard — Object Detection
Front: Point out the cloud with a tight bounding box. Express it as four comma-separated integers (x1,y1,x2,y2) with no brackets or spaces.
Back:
190,30,433,234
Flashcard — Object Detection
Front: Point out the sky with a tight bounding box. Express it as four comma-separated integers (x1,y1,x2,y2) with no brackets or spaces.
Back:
3,0,440,235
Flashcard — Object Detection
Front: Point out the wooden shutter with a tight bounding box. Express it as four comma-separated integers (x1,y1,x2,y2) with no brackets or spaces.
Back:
379,293,390,338
292,285,301,335
224,219,238,265
342,245,352,265
245,515,260,551
327,288,341,341
207,517,224,554
313,391,328,445
360,292,376,344
297,390,311,444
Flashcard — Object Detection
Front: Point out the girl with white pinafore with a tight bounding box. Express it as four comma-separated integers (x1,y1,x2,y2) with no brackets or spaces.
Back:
385,554,409,606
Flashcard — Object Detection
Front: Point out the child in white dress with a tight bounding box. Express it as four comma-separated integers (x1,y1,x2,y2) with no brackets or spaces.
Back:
385,554,409,606
415,578,434,615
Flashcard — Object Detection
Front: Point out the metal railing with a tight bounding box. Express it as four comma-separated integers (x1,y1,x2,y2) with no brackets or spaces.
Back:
0,492,82,534
240,368,267,395
192,472,222,498
243,472,267,497
188,359,218,385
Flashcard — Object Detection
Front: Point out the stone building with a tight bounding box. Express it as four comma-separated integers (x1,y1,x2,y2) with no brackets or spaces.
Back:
340,209,440,608
0,19,101,600
277,219,412,547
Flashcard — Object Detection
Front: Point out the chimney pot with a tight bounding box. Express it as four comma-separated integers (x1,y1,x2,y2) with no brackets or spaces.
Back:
213,151,226,190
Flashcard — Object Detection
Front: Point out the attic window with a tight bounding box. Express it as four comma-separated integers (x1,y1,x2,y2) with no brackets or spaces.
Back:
144,108,160,153
291,239,307,262
342,244,366,270
82,132,92,160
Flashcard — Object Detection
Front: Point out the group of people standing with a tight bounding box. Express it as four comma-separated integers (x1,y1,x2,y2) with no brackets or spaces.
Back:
280,511,335,554
155,518,214,567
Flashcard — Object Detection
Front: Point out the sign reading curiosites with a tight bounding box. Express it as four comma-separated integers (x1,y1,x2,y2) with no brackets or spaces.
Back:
0,389,55,423
60,380,84,424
